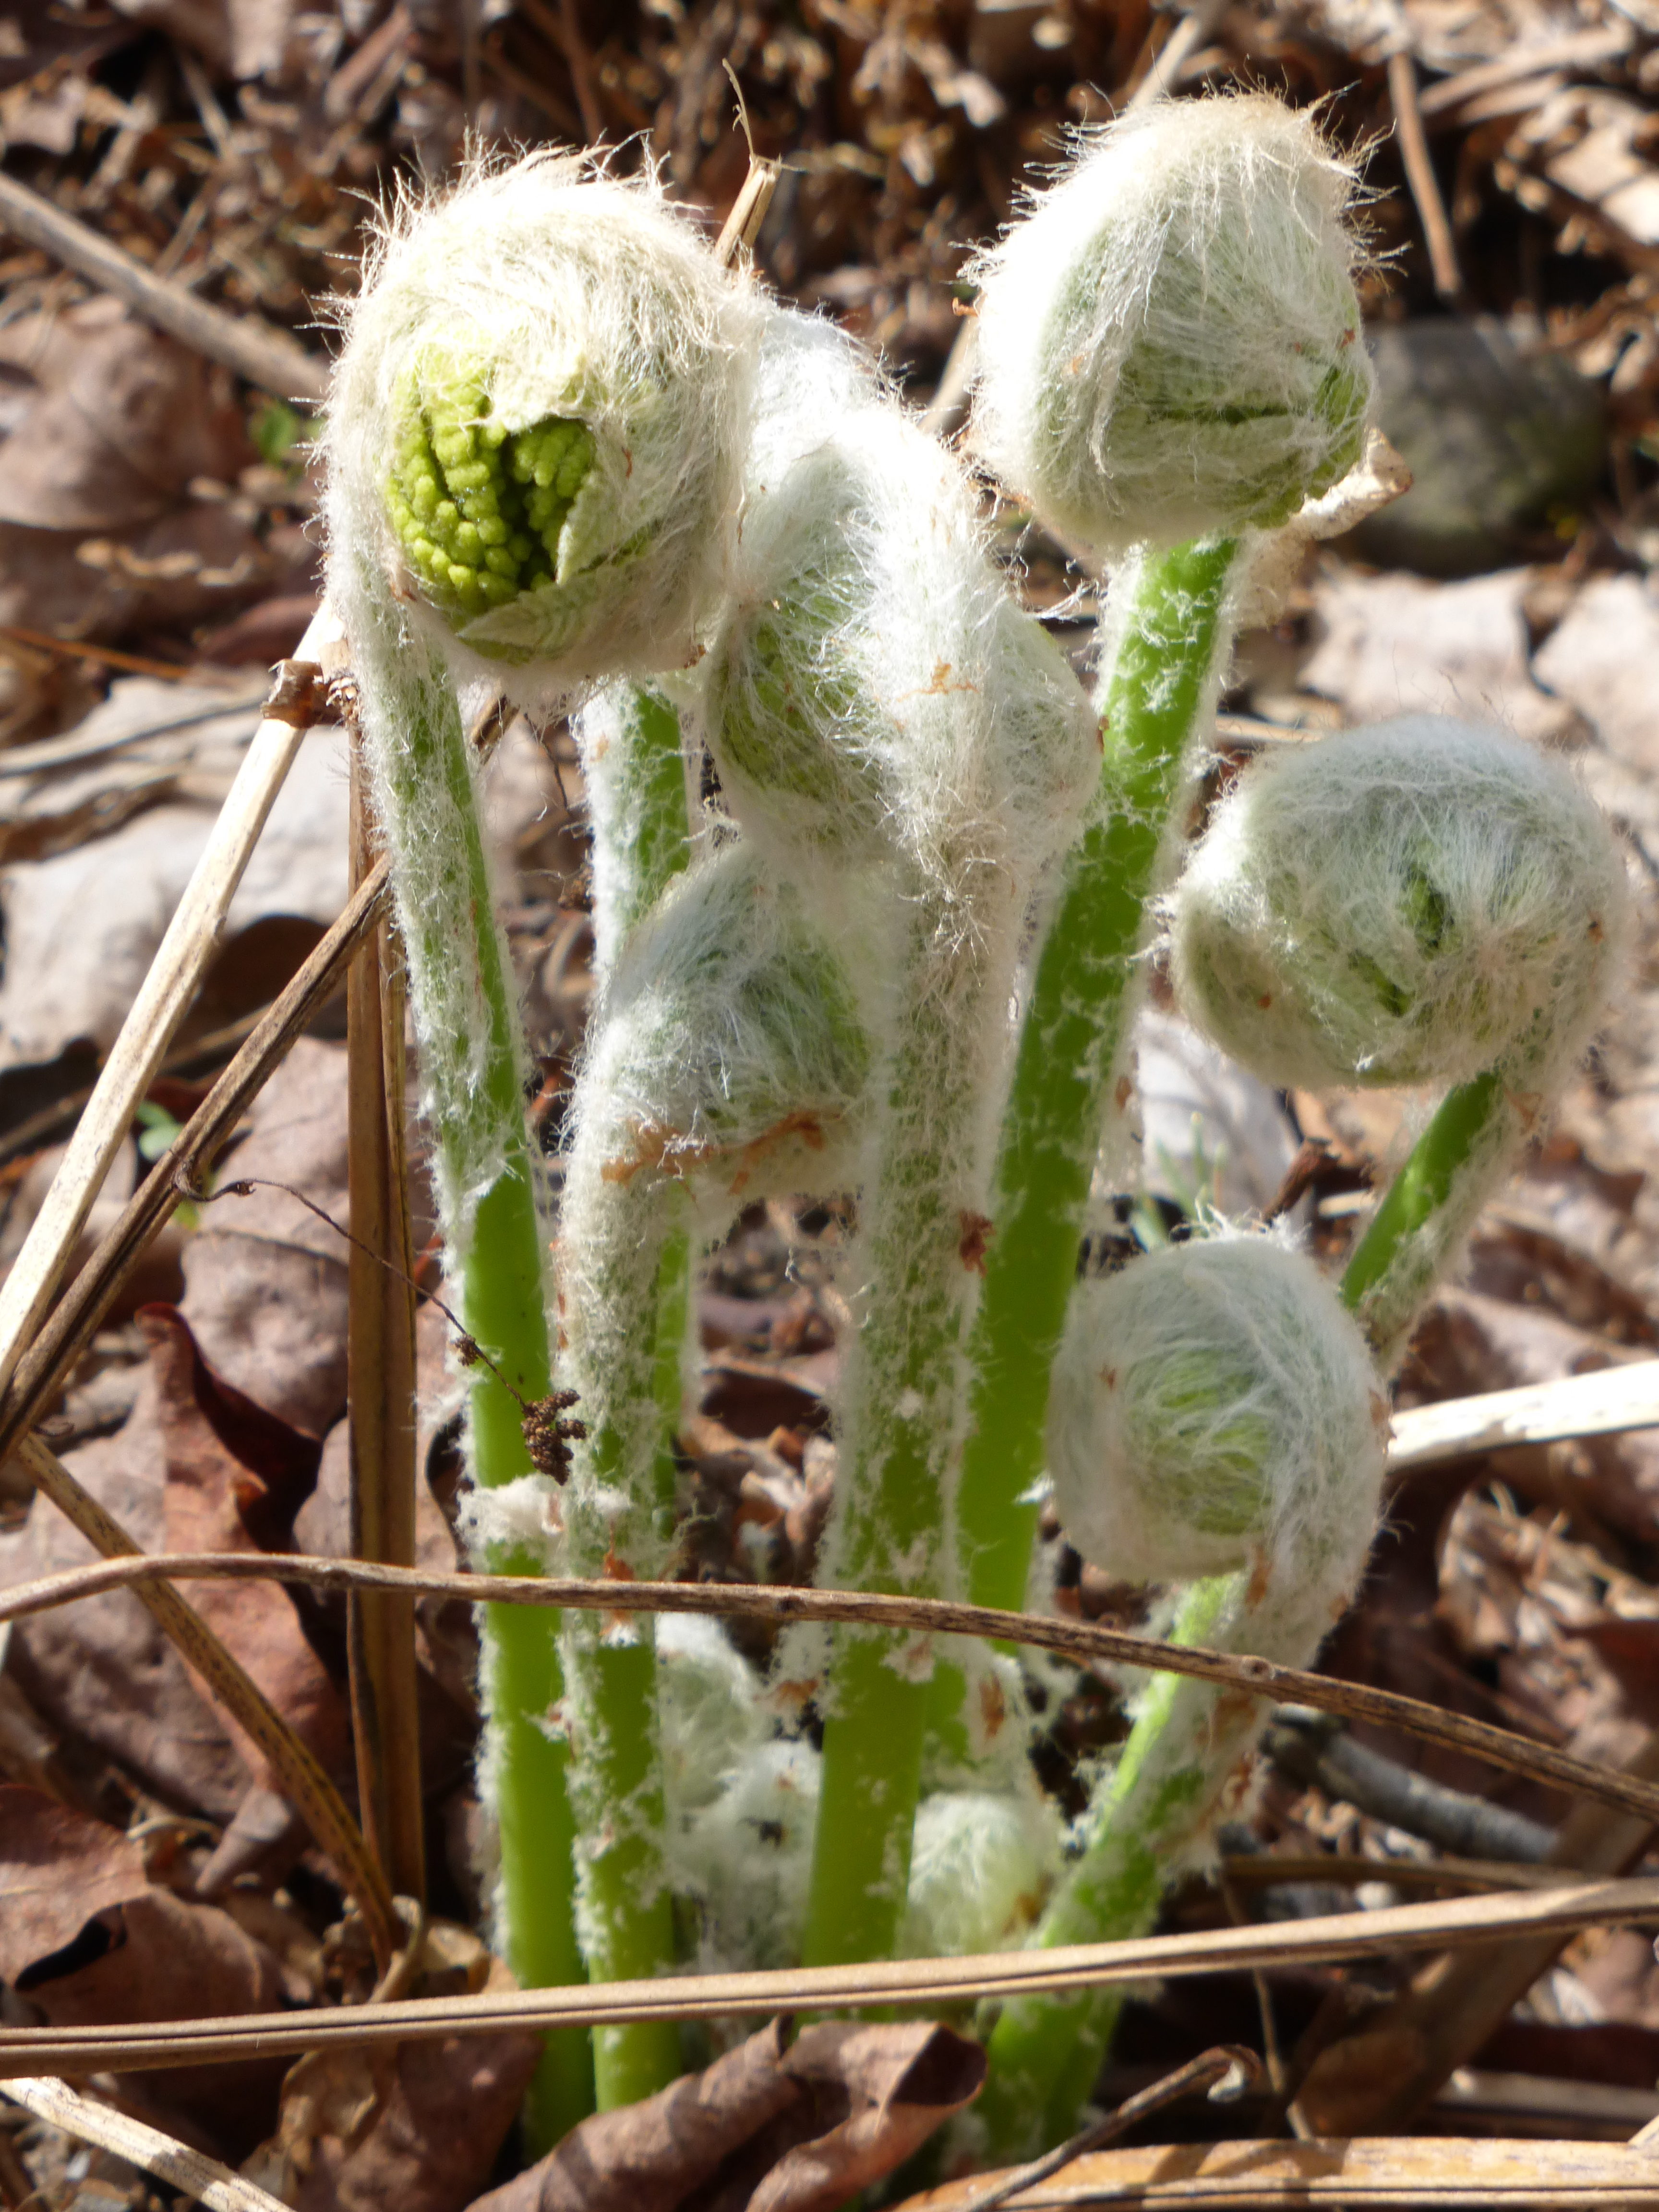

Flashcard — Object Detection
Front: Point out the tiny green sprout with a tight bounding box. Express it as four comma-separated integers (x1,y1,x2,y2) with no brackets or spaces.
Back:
385,349,598,626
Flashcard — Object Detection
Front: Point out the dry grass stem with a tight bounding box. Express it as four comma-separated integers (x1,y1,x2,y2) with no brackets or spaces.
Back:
344,740,425,1903
0,854,392,1467
0,2079,289,2212
13,1439,400,1966
900,2135,1659,2207
0,612,341,1397
0,168,328,403
0,1552,1653,1828
1385,1358,1659,1467
2,1875,1656,2076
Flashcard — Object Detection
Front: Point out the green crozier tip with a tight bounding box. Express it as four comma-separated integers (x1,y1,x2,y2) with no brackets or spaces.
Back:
1137,1351,1274,1541
385,349,596,627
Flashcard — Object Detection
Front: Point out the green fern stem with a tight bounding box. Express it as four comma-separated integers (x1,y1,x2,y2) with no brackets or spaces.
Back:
975,1573,1238,2160
802,941,987,1969
945,535,1239,1653
351,605,592,2147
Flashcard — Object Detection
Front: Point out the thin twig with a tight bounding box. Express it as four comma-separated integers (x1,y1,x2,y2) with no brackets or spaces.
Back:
1297,1730,1659,2136
0,614,343,1399
0,169,327,403
12,1437,401,1969
2,1875,1656,2075
954,2048,1261,2212
0,2079,288,2212
1387,1358,1659,1468
0,854,392,1469
1387,50,1465,301
3,1553,1659,1828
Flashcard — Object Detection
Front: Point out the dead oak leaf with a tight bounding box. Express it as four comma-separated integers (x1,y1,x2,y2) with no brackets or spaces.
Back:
469,2016,985,2212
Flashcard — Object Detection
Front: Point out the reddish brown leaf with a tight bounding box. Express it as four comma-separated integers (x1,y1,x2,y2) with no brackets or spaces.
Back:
469,2018,985,2212
0,1782,145,1983
253,1946,538,2212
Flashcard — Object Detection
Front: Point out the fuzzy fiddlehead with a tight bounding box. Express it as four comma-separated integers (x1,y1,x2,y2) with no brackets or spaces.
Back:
326,154,755,2134
702,307,1095,1971
974,1238,1387,2159
947,92,1374,1669
1171,715,1629,1362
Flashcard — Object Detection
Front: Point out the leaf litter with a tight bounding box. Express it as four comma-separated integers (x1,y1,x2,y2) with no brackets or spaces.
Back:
2,0,1659,2207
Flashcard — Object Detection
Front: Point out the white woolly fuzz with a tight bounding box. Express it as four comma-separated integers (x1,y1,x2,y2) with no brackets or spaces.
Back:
575,837,877,1221
456,1471,562,1572
656,1612,769,1820
1048,1236,1386,1596
969,93,1373,560
902,1790,1062,1958
325,150,756,690
706,302,1097,926
676,1738,821,1970
1171,715,1630,1094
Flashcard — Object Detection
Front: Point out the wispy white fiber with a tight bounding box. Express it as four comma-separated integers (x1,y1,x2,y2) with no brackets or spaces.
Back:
1048,1233,1386,1611
326,149,757,693
969,92,1374,560
1170,714,1630,1094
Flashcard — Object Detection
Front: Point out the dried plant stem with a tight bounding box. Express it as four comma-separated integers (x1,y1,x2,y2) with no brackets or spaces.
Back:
0,2077,289,2212
6,1873,1657,2075
907,2133,1659,2208
344,743,425,1904
8,1556,1656,1829
13,1435,399,1965
1296,1730,1659,2136
0,855,391,1471
0,628,337,1397
0,167,328,403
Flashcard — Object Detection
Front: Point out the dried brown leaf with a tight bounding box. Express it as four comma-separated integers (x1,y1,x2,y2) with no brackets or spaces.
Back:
0,1781,146,1982
253,1946,538,2212
469,2018,985,2212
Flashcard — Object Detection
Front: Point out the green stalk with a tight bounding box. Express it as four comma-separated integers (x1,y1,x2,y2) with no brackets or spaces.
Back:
1340,1069,1509,1358
975,1573,1240,2160
352,604,591,2143
802,955,986,1969
555,681,695,2108
938,536,1238,1729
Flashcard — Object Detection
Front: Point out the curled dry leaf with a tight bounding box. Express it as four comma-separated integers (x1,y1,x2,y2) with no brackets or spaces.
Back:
180,1038,354,1440
249,1936,538,2212
469,2017,986,2212
143,1303,354,1893
0,300,248,534
0,1784,298,2151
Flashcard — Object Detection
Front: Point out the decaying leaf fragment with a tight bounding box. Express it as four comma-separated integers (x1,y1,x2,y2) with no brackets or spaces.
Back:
468,2016,986,2212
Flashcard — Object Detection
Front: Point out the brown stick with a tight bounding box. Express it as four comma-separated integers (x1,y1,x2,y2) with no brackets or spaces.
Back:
345,747,425,1904
1295,1730,1659,2134
5,1553,1659,1831
14,1437,400,1968
0,859,392,1472
0,169,328,404
1388,50,1465,302
3,1874,1658,2076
